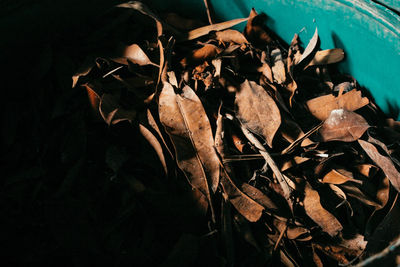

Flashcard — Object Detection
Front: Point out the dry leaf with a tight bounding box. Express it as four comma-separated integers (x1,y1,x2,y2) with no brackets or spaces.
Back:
340,183,381,208
320,109,370,142
303,183,343,237
184,17,249,41
235,80,281,147
220,169,264,222
297,28,319,66
158,82,220,197
281,156,310,172
244,8,273,46
113,44,156,66
321,169,362,185
358,140,400,192
356,164,379,178
307,89,369,121
241,183,278,211
308,48,345,67
99,93,136,125
181,44,222,67
212,29,248,44
271,48,286,84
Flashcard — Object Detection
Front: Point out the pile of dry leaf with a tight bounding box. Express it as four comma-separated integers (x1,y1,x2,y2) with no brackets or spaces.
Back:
73,1,400,266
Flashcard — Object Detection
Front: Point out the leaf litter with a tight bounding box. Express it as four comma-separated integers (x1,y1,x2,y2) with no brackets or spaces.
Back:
66,2,400,266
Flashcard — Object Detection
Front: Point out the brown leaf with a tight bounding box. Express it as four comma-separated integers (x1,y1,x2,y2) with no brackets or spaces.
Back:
184,17,249,41
281,156,310,172
99,93,136,125
306,89,369,121
235,80,281,147
113,44,156,66
358,140,400,192
307,48,345,67
241,183,278,211
340,183,381,208
303,183,343,237
220,170,264,222
356,164,379,178
321,169,362,185
319,109,370,142
158,82,220,199
180,44,222,67
244,8,273,46
212,29,248,44
271,48,286,84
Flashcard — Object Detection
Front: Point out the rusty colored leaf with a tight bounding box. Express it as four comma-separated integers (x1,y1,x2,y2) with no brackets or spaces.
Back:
158,82,220,197
212,29,249,44
281,156,310,172
319,109,370,142
303,183,343,237
356,164,379,178
307,89,369,121
358,140,400,192
235,80,281,147
181,44,222,67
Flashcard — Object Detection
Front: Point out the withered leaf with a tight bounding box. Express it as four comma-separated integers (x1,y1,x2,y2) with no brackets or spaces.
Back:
220,170,264,222
181,44,222,67
358,140,400,192
184,17,249,41
319,109,370,142
271,48,286,84
308,48,345,67
213,29,248,44
244,8,273,45
303,183,343,237
235,80,281,147
297,28,319,66
321,169,362,185
99,93,136,125
158,82,220,196
113,44,156,66
241,183,278,211
340,183,381,208
307,89,369,121
356,164,379,178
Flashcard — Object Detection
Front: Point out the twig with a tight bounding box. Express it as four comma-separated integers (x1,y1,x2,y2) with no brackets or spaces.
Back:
228,115,292,201
354,236,400,267
274,224,288,251
203,0,215,24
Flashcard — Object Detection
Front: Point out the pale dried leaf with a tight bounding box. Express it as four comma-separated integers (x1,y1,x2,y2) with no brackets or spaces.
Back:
297,28,319,65
241,183,278,211
320,109,370,142
271,48,286,84
213,29,248,44
235,80,281,147
308,48,345,66
307,89,369,121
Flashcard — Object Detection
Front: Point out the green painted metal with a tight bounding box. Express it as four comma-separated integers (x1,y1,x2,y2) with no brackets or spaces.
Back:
151,0,400,118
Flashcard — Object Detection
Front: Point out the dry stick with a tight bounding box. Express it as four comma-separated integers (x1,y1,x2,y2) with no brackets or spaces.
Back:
355,236,400,267
274,224,288,251
233,118,293,201
203,0,215,24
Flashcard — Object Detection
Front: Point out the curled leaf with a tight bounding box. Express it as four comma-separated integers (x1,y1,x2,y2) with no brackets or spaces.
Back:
308,48,345,67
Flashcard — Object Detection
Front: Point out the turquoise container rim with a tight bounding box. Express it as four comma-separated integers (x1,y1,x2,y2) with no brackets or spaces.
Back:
151,0,400,119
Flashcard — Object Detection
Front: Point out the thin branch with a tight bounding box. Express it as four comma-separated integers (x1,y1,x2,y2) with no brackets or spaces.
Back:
355,236,400,267
203,0,215,24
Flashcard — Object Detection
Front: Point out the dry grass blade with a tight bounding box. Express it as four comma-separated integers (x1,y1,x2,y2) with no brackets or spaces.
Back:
184,17,249,41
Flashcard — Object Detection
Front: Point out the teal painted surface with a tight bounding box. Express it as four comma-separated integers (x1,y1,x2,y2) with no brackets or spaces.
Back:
376,0,400,13
152,0,400,118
